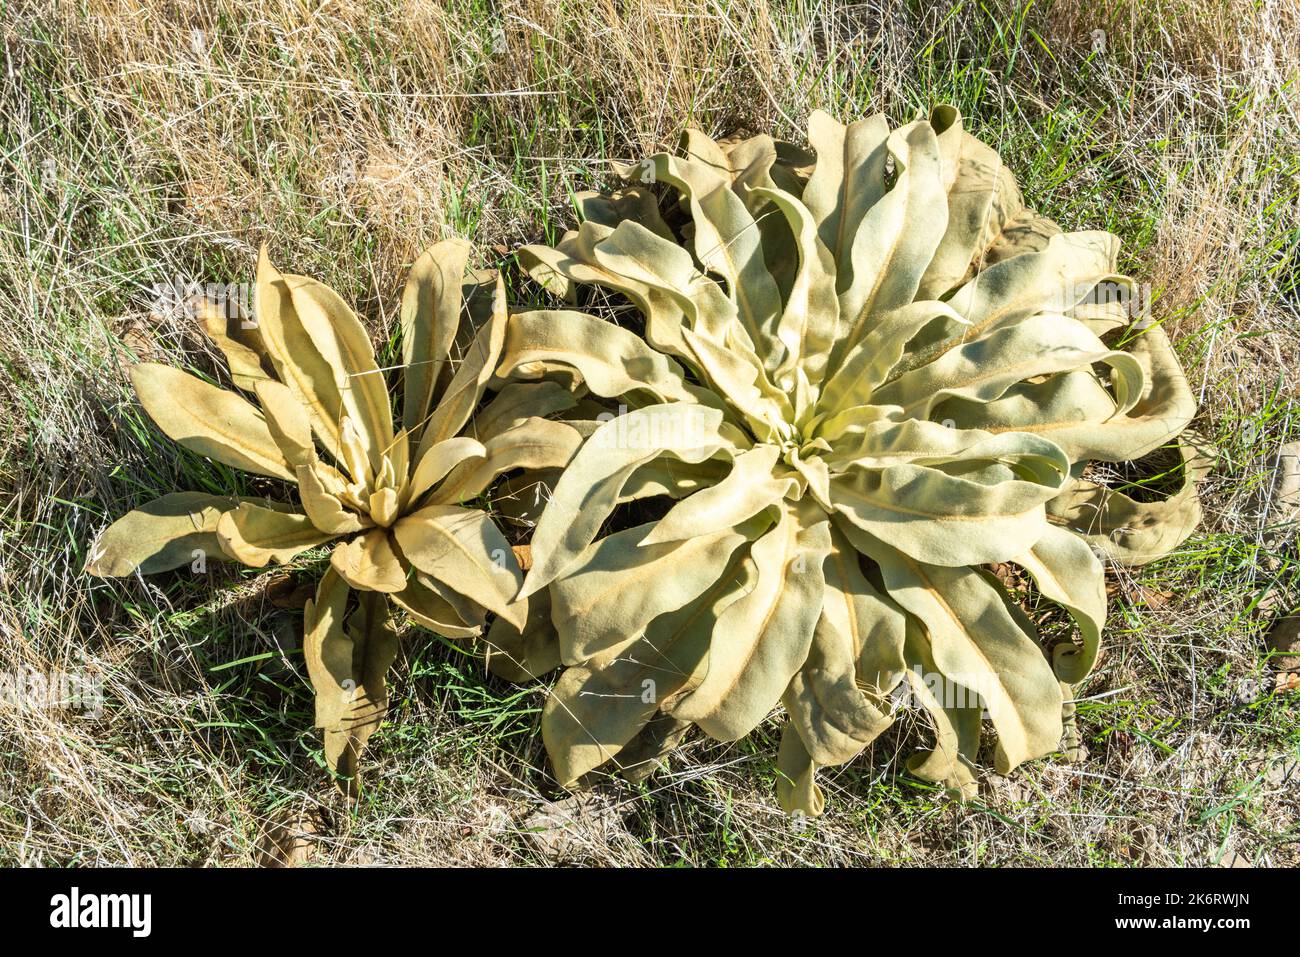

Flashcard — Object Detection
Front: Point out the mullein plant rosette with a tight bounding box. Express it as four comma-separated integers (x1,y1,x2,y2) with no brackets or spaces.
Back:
86,241,581,793
505,107,1209,814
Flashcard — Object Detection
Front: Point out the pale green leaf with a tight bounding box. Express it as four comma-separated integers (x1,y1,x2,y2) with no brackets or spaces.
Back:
497,309,706,406
832,120,949,366
549,520,750,666
85,491,242,577
775,722,825,816
406,436,486,505
322,590,399,796
392,504,525,628
484,588,560,683
295,463,369,535
401,238,472,438
390,576,481,638
871,546,1064,774
255,379,315,469
330,530,408,593
639,444,792,546
216,503,334,567
130,363,295,481
671,504,831,741
431,418,582,505
520,403,732,597
1012,525,1106,682
255,247,348,463
1047,438,1214,566
416,274,509,457
471,381,578,442
542,556,746,785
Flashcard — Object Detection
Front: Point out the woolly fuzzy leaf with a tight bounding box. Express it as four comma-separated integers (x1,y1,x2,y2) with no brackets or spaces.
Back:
130,364,296,481
85,492,246,577
392,505,526,629
304,576,400,797
401,238,473,441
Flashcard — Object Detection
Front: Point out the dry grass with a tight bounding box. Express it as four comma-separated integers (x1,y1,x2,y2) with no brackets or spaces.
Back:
1,0,1297,866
